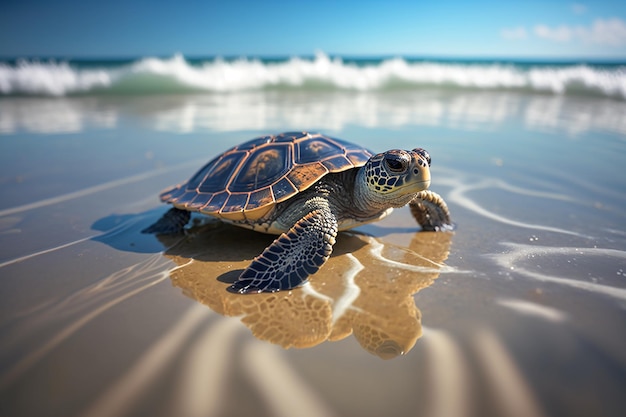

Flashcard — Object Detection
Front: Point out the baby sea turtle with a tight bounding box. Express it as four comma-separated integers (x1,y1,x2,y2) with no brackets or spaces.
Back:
143,131,452,293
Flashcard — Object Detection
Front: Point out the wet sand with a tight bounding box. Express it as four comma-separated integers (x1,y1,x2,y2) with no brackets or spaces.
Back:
1,91,626,417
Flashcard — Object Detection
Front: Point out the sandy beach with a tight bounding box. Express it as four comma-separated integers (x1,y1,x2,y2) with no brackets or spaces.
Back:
1,83,626,417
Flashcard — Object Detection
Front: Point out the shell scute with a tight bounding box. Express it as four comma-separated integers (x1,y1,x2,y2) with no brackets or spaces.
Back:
346,150,372,166
235,135,272,151
274,131,309,142
203,191,229,213
245,187,274,211
321,155,354,172
188,192,212,210
196,151,246,193
271,177,298,202
175,190,199,208
222,193,249,213
296,138,343,164
230,143,291,192
287,162,329,190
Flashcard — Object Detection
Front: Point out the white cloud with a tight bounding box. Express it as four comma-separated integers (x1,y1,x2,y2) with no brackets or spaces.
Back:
534,18,626,46
584,18,626,46
534,24,573,42
571,3,587,15
501,27,528,40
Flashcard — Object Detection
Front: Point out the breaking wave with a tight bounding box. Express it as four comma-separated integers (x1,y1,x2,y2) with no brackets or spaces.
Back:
1,52,625,98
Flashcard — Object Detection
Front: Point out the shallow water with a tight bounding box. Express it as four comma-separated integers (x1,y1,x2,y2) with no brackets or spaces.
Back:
1,90,625,417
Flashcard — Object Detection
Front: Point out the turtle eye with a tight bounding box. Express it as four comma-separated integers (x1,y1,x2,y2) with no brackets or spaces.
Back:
384,154,407,173
413,148,431,167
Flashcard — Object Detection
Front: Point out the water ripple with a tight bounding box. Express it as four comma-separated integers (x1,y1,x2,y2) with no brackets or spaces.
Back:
442,176,591,238
492,243,626,300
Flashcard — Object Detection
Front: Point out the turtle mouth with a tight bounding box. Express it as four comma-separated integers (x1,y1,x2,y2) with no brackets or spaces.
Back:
379,178,430,200
381,179,431,208
399,179,431,193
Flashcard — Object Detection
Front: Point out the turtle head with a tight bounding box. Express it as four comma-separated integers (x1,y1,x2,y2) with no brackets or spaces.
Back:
360,148,431,208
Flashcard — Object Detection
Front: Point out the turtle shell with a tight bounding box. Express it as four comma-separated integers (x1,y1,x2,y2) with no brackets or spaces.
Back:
160,132,372,221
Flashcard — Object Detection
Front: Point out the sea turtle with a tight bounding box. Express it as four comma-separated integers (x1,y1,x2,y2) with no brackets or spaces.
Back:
143,131,452,293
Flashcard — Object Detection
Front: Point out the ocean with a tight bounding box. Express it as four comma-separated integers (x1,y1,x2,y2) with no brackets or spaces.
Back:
1,52,626,98
1,53,626,417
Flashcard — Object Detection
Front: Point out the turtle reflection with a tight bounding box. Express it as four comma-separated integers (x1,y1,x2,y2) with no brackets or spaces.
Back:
158,221,452,359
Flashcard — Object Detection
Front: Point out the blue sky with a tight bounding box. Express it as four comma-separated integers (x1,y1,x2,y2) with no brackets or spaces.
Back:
1,0,625,59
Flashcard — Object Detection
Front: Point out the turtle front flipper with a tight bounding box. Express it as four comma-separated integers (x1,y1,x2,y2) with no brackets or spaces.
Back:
230,207,338,294
142,207,191,234
409,190,455,232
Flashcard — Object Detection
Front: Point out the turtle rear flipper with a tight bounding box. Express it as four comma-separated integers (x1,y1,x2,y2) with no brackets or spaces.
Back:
142,207,191,234
409,190,455,232
230,207,338,294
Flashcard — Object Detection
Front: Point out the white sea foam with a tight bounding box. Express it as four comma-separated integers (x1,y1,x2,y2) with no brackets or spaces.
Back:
0,60,113,96
1,52,625,98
